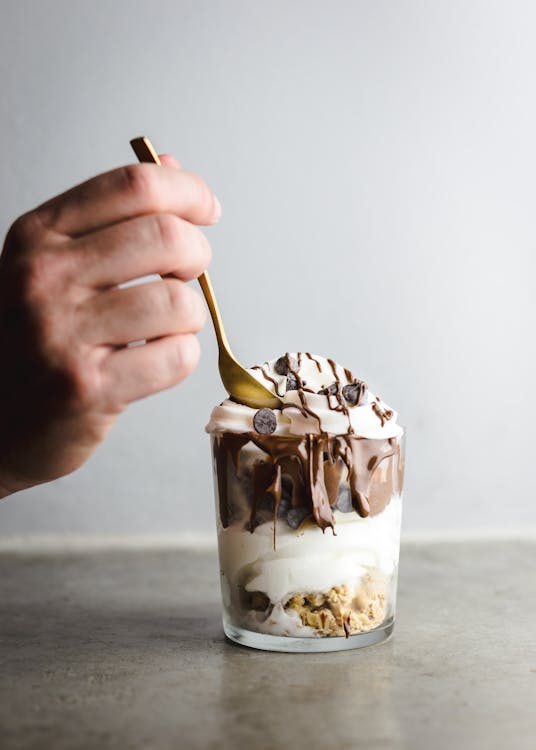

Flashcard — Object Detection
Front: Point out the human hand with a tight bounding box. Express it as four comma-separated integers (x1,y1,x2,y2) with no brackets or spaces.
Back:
0,155,218,497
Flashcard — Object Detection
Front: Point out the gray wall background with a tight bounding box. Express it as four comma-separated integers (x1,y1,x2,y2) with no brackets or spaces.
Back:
0,0,534,537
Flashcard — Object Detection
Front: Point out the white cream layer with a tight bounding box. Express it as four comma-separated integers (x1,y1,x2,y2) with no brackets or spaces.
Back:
206,353,402,439
218,495,402,605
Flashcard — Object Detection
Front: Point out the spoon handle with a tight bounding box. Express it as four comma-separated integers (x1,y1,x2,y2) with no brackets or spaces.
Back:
197,272,233,355
130,135,162,166
129,137,232,357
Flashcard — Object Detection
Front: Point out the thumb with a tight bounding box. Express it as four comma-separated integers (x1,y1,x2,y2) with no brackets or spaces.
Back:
158,153,181,168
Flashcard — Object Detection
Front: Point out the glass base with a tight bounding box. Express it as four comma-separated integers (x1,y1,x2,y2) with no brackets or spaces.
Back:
223,618,394,653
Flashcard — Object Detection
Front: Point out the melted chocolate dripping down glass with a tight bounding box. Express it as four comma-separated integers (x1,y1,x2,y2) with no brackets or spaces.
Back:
213,431,402,548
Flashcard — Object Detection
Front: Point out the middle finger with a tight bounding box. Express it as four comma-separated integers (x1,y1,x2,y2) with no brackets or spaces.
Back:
71,213,212,288
77,278,207,346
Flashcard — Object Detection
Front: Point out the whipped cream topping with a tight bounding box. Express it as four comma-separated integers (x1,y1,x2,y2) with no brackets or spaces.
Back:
206,353,402,439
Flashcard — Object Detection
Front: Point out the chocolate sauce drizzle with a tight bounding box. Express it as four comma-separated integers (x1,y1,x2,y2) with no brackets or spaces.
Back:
372,399,394,427
322,357,354,434
251,365,285,397
305,352,323,373
213,431,402,549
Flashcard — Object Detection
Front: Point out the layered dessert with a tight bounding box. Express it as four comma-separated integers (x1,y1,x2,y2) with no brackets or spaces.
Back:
206,353,404,644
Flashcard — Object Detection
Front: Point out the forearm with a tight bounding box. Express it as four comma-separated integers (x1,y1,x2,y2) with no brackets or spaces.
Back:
0,476,15,499
0,454,29,498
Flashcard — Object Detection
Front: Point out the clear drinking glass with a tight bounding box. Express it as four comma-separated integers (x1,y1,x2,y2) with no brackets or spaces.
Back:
209,429,405,653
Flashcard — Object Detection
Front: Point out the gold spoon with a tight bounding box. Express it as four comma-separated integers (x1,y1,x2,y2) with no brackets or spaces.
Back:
129,136,283,410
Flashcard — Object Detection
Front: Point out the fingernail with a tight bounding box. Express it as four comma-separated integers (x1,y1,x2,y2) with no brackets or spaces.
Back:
212,195,222,224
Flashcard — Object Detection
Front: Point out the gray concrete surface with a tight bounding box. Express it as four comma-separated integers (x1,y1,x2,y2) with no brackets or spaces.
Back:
0,541,534,750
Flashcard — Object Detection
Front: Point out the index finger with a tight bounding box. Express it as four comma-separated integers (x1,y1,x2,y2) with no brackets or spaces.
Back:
36,163,221,237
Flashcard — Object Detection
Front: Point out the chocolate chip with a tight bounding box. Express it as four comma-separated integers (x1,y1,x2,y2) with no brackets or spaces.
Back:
274,355,298,376
252,408,277,434
342,380,367,406
286,373,299,391
287,506,310,529
319,383,338,396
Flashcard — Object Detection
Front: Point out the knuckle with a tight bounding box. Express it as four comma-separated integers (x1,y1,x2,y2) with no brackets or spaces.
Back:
154,335,200,389
5,251,77,358
122,163,160,206
163,278,186,314
153,213,182,249
163,341,182,378
191,172,213,209
188,226,212,273
19,248,69,303
188,288,207,329
5,211,45,251
176,225,212,279
62,354,101,409
164,281,206,329
170,334,200,377
180,170,214,217
152,216,212,277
